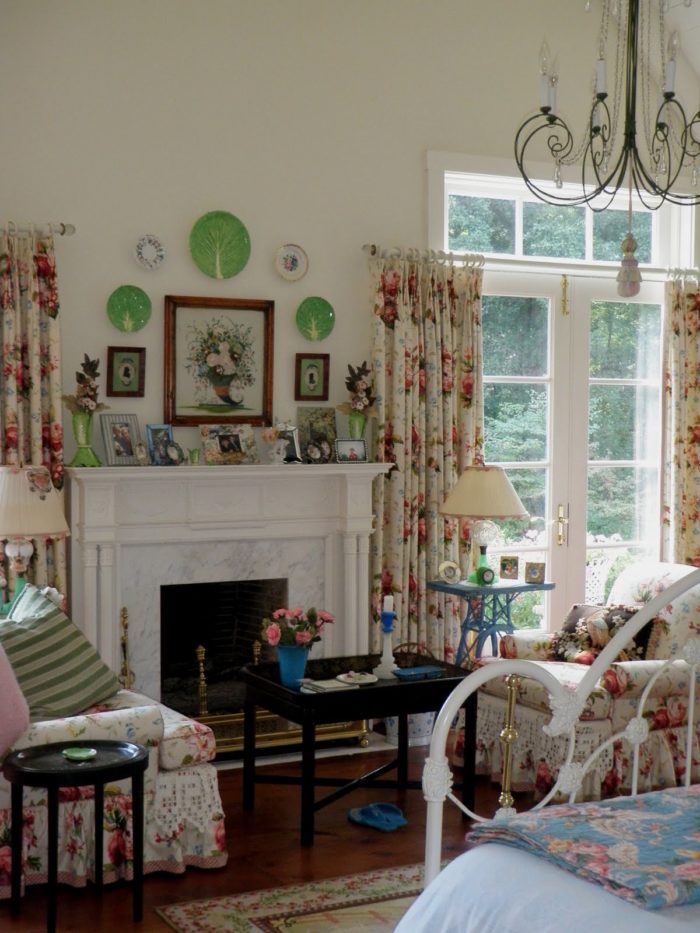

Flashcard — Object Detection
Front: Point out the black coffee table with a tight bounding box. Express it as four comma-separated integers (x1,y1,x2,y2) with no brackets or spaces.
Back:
240,655,473,845
2,739,148,932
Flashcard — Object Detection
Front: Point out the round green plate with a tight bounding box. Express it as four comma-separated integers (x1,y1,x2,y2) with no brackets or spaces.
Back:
295,297,335,341
189,211,251,279
62,747,97,762
107,285,152,333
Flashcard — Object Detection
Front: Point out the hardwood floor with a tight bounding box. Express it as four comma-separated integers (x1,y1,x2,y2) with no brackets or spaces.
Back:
0,741,502,932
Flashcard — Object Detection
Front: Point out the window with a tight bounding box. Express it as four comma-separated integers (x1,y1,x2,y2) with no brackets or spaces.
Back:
428,155,689,629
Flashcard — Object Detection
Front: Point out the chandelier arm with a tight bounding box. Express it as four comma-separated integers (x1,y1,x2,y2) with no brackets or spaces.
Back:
513,0,700,210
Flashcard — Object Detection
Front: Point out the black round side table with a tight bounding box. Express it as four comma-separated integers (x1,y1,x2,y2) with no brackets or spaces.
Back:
2,739,148,932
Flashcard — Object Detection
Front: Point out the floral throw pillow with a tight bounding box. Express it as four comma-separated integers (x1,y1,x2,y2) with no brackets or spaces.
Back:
550,604,654,665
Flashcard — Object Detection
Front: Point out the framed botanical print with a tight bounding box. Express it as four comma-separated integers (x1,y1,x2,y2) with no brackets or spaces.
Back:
99,413,143,466
164,295,274,427
106,346,146,397
200,423,259,465
294,353,329,401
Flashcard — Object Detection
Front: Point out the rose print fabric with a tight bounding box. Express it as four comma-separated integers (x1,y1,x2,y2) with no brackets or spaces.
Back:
367,254,484,657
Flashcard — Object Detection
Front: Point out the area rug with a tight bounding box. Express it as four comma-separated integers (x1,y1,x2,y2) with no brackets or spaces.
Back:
155,862,428,932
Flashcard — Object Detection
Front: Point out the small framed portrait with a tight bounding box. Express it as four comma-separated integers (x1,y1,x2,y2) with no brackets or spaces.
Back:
106,347,146,398
146,423,175,466
525,561,546,585
100,413,143,466
500,556,519,580
335,438,368,463
200,423,260,465
294,353,329,401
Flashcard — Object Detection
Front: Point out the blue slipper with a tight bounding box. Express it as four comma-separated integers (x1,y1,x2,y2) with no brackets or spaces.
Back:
348,802,407,832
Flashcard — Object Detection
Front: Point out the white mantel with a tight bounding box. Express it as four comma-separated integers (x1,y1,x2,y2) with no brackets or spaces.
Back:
66,462,390,700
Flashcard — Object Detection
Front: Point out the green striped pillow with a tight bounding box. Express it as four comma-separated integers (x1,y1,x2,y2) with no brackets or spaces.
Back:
0,584,119,719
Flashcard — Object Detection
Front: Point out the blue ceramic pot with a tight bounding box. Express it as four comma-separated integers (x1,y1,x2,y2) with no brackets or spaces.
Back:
277,645,309,689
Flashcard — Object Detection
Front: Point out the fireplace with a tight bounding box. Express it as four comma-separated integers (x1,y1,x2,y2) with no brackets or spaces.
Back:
159,578,287,717
66,463,391,746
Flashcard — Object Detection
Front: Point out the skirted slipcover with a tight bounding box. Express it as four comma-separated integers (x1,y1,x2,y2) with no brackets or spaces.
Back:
0,688,227,898
471,561,700,800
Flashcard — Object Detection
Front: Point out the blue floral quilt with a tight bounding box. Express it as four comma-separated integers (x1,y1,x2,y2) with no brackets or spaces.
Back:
467,785,700,909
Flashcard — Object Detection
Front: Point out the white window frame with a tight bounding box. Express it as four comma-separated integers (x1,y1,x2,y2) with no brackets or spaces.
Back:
427,150,697,273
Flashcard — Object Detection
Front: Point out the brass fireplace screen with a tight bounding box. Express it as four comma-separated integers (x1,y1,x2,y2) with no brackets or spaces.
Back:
120,607,367,754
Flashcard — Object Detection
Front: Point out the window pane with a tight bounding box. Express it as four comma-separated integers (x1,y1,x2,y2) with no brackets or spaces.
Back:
589,302,661,378
499,468,546,545
484,384,548,462
592,210,652,263
588,384,660,460
587,466,659,541
448,194,515,254
523,202,585,259
482,296,549,376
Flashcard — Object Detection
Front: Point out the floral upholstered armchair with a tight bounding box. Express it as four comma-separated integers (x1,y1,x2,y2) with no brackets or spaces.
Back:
0,584,227,899
473,561,700,801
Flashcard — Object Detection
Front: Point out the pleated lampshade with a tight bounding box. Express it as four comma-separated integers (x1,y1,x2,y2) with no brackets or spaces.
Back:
441,464,528,520
0,466,70,539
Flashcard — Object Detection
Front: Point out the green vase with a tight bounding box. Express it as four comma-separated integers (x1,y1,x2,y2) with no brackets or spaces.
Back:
347,410,367,439
68,410,102,467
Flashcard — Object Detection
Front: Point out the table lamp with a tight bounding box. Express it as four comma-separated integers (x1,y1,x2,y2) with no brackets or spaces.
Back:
0,465,70,612
440,463,528,584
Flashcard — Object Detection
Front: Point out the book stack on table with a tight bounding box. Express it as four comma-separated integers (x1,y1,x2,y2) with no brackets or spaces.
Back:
300,678,360,693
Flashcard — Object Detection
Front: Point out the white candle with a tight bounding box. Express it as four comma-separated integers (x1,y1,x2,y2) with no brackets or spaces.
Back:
383,595,394,613
596,58,606,95
540,74,550,109
665,60,676,96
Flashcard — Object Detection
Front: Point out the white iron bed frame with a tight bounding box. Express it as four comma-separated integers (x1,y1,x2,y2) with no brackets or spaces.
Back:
421,567,700,886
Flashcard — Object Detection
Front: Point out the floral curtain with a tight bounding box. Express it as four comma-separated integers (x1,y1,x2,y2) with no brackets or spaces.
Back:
367,252,484,660
661,272,700,566
0,231,66,597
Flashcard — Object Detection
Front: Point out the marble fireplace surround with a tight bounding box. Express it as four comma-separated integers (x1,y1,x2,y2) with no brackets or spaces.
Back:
66,463,391,701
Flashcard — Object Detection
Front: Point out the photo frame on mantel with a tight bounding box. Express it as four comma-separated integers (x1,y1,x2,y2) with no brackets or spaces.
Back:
163,295,274,427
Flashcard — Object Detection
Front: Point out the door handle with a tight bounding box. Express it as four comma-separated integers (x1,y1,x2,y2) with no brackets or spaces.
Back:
557,503,569,546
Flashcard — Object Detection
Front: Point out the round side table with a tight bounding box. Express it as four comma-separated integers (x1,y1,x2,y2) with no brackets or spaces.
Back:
2,739,148,933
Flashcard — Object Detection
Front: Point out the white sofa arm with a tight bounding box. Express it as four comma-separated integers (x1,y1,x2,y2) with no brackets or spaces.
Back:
499,630,555,660
598,659,693,701
13,704,165,751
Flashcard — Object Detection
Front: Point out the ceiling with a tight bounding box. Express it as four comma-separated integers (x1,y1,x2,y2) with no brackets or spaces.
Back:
666,1,700,85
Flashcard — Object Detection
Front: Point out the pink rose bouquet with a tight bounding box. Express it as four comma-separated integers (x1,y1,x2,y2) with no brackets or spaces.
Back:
261,606,335,647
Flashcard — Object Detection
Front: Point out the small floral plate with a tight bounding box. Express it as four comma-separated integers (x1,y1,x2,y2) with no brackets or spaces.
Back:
134,234,166,270
336,671,378,685
275,243,308,281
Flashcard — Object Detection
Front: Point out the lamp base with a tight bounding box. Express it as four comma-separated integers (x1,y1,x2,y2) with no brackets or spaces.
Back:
373,630,396,679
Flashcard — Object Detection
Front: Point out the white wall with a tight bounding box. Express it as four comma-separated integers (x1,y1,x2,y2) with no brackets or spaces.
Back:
0,1,620,455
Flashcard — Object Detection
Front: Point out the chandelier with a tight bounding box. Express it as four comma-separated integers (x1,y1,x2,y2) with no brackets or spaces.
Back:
514,0,700,212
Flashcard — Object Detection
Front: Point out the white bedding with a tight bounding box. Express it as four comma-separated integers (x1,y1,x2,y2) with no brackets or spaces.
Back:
395,844,700,932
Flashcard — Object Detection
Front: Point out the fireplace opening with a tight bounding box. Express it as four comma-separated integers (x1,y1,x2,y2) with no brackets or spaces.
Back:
160,578,286,718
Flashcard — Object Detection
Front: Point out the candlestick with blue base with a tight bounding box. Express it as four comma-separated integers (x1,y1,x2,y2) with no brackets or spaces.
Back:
373,595,396,679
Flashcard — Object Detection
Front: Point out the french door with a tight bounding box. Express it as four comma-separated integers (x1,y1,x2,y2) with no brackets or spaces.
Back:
482,270,664,629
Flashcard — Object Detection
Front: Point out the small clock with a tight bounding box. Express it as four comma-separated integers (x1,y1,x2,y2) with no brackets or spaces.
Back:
438,560,461,583
476,566,496,586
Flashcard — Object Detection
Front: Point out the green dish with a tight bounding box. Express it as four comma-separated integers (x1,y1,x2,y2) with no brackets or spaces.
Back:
62,747,97,762
107,285,152,333
189,211,251,279
295,297,335,341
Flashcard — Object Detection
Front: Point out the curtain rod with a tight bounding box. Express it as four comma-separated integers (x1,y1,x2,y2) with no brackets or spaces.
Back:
1,222,76,237
363,243,484,266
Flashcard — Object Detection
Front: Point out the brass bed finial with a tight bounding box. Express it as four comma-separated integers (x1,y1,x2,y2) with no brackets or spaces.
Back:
498,674,521,810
